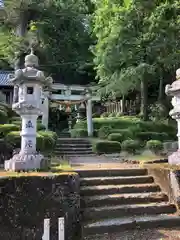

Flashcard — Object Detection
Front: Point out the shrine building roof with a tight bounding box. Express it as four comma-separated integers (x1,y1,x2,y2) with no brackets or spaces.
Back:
0,71,13,86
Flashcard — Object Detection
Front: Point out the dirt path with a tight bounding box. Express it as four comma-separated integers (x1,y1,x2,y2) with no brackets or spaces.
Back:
85,228,180,240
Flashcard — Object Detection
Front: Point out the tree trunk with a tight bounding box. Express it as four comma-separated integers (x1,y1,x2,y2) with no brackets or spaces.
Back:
15,11,29,37
140,78,148,121
158,76,164,103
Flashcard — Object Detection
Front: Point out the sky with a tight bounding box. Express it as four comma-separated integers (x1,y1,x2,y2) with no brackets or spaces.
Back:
0,0,4,8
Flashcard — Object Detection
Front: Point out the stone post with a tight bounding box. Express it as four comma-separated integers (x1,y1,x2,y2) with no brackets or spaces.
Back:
86,91,93,137
165,68,180,164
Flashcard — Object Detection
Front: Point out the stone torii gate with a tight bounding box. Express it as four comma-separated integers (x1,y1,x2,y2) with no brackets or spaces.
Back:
41,84,100,136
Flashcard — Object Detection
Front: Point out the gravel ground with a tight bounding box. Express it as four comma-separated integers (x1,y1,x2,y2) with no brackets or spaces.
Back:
84,228,180,240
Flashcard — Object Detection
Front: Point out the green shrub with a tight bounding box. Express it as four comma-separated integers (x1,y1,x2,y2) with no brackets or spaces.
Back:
0,139,13,164
98,126,112,139
92,140,121,154
108,133,123,142
5,130,57,152
116,112,123,117
136,132,169,142
108,112,117,117
5,131,21,148
92,113,101,118
146,140,163,154
0,109,8,124
0,124,20,137
121,140,141,154
110,129,132,140
38,130,58,151
70,129,88,138
37,123,46,131
100,112,109,118
73,117,176,140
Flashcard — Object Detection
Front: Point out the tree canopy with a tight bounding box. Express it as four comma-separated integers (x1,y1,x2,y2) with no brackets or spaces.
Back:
92,0,180,118
0,0,95,85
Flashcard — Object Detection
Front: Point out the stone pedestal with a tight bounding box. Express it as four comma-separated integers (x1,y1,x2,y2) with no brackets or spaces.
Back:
166,68,180,164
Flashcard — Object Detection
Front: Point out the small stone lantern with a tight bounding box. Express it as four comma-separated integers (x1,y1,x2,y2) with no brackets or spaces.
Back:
5,49,53,171
165,68,180,164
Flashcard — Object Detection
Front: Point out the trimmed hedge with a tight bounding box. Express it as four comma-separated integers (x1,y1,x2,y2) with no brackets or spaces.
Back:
92,140,121,154
11,121,46,131
0,124,20,137
74,117,176,138
146,140,163,154
5,130,57,152
108,133,123,143
70,129,88,138
135,132,169,142
121,140,141,154
98,126,112,139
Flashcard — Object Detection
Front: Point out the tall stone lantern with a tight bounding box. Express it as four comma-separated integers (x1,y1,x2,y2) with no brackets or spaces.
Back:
5,49,53,171
166,68,180,164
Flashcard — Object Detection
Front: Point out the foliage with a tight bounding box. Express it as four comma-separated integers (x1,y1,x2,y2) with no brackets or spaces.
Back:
92,0,180,119
146,140,163,154
98,125,112,139
0,124,20,137
70,129,88,138
149,103,168,121
100,112,109,118
0,139,13,164
121,139,141,154
92,140,121,154
5,130,57,152
135,131,169,142
108,133,123,143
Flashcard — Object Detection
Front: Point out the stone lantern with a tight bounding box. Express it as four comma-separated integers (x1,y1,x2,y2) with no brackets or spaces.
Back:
165,68,180,164
5,49,53,171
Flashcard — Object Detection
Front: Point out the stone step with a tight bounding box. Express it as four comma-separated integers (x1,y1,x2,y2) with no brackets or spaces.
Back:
80,184,160,196
56,143,92,148
77,169,148,178
83,203,177,221
82,215,180,236
57,138,90,143
80,175,154,186
84,192,168,208
55,147,92,151
54,150,93,155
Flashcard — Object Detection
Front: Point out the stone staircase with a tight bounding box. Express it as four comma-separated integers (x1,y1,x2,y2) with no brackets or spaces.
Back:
78,168,180,239
54,138,94,156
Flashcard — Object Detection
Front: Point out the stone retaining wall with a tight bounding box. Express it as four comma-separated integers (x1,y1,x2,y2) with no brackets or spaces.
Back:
147,167,180,211
0,173,80,240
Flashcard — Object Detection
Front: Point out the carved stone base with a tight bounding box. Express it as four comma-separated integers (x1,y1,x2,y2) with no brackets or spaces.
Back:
4,152,44,171
168,150,180,165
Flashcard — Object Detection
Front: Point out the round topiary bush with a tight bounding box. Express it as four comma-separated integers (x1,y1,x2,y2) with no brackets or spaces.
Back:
121,139,140,154
146,140,163,154
108,133,123,143
92,140,121,154
70,129,88,138
98,126,112,139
